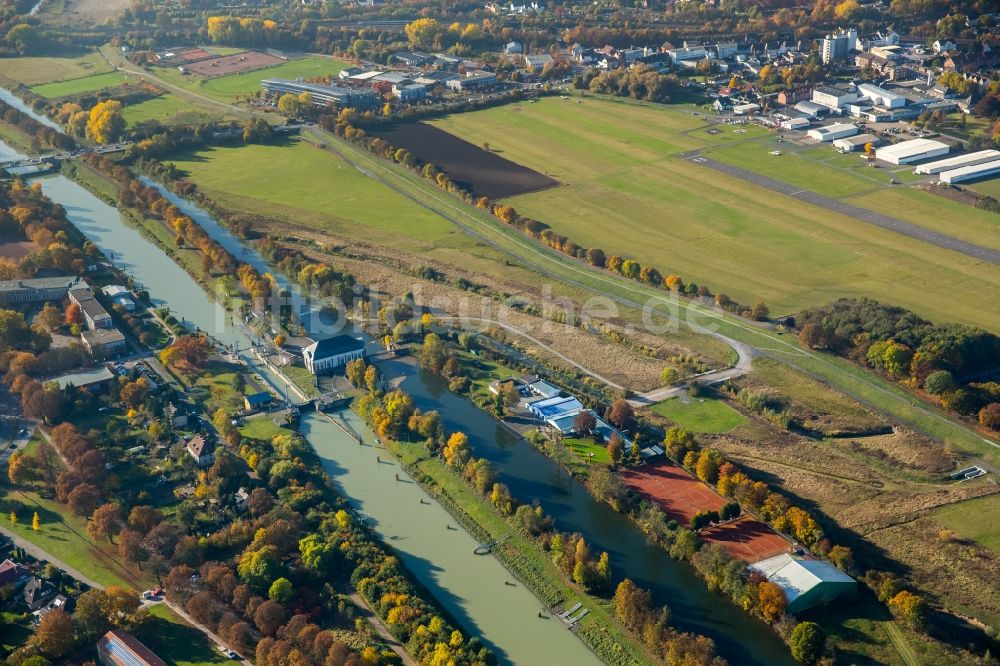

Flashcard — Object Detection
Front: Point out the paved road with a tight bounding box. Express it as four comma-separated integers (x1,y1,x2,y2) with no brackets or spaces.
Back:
630,333,756,405
682,153,1000,266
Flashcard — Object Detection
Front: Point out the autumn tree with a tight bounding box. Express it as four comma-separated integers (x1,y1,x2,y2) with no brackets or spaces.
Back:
757,581,787,623
64,302,82,326
443,432,469,467
86,100,126,144
36,607,75,657
607,433,624,466
67,483,101,517
607,399,635,430
573,410,596,436
889,590,927,628
88,503,123,542
38,303,63,331
253,599,287,636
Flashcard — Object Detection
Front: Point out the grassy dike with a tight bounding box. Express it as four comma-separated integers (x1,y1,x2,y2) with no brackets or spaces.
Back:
60,160,234,303
382,434,655,666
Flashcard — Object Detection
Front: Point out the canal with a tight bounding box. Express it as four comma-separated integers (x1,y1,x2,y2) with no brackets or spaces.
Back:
128,177,797,665
22,165,601,665
0,87,63,132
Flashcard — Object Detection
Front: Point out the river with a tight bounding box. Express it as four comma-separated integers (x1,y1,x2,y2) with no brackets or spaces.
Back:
12,130,793,663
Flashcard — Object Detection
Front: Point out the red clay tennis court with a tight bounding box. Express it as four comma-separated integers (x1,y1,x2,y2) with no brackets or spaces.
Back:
701,517,791,563
621,459,726,524
185,51,285,78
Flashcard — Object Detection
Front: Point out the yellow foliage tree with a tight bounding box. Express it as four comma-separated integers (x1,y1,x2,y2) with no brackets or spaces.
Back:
32,511,39,532
86,100,126,144
443,432,468,466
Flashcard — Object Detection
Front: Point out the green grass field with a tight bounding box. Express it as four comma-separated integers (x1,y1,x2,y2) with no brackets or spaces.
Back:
430,97,1000,333
650,396,747,433
933,494,1000,553
156,56,349,103
122,93,218,125
563,436,611,464
146,604,241,665
0,483,142,590
30,71,127,98
169,138,470,249
0,52,113,85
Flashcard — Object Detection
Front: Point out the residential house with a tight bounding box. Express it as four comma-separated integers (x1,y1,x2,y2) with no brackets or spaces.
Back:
186,435,215,466
0,559,30,588
235,487,250,512
777,86,812,105
32,594,75,626
23,577,56,611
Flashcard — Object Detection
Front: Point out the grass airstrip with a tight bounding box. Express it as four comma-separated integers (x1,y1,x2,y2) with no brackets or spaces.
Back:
430,96,1000,332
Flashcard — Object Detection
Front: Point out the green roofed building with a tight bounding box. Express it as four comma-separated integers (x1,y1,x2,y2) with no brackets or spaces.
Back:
750,553,857,614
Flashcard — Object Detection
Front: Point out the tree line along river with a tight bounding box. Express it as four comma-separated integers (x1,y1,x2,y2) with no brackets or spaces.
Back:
0,108,795,664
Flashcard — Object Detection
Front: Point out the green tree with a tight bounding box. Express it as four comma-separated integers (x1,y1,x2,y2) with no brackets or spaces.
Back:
789,621,826,665
268,577,294,603
923,370,955,395
419,332,446,373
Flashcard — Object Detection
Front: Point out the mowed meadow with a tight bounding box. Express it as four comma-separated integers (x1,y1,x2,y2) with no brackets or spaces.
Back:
430,97,1000,332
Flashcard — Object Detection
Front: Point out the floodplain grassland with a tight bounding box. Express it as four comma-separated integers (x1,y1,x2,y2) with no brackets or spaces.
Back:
121,93,218,125
168,137,478,251
29,70,127,98
0,52,113,85
429,97,1000,333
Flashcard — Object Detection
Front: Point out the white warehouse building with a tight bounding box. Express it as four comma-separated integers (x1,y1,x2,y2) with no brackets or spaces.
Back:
939,159,1000,185
914,150,1000,175
855,83,905,109
875,138,949,165
807,123,858,142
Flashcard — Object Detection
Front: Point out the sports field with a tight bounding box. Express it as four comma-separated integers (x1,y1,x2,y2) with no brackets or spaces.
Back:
30,70,127,98
620,458,726,524
430,97,1000,332
168,137,468,249
650,397,747,433
0,52,113,85
701,517,791,562
156,55,349,102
